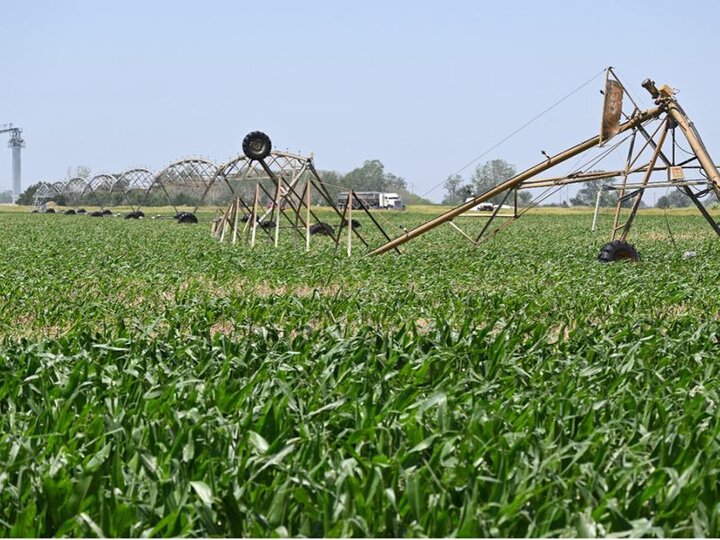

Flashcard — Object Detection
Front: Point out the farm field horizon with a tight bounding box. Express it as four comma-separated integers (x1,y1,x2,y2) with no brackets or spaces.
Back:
2,209,720,536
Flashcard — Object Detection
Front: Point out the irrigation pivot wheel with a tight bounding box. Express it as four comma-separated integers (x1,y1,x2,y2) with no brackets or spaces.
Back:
242,131,272,161
177,212,199,224
310,222,335,236
598,240,640,262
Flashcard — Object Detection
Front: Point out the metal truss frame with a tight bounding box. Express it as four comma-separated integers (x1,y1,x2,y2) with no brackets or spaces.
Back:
370,69,720,257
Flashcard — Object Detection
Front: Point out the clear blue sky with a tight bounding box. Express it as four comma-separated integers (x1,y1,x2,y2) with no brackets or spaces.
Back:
2,0,719,203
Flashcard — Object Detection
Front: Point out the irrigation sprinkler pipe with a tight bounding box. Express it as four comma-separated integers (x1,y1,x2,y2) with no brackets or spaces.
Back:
665,101,720,198
369,106,662,256
619,120,670,241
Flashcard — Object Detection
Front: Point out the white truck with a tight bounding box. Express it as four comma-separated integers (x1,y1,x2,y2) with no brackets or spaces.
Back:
465,197,495,211
337,191,404,210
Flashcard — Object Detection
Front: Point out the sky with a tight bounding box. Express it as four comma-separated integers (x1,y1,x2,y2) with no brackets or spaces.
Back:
2,0,720,203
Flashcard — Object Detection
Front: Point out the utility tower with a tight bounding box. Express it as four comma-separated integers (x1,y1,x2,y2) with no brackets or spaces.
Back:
0,124,25,201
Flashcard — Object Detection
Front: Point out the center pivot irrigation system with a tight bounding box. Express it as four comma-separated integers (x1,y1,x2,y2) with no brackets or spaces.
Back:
211,132,397,255
368,69,720,261
35,69,720,261
209,69,720,261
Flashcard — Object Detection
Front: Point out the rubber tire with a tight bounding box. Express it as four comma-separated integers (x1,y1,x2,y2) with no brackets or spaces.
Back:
341,218,361,229
101,209,113,216
45,209,56,214
242,131,272,161
135,210,145,218
174,212,186,220
309,222,335,236
77,209,86,214
177,212,198,224
124,212,139,220
64,209,76,215
598,240,640,262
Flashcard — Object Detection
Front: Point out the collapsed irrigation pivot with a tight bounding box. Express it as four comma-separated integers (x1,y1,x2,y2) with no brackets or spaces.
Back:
31,68,720,263
211,131,395,255
370,68,720,262
8,67,720,538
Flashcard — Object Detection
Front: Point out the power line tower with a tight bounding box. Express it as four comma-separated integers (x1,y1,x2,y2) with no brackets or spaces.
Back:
0,124,25,201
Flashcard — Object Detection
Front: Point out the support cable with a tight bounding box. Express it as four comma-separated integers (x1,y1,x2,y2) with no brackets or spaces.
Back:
413,68,608,201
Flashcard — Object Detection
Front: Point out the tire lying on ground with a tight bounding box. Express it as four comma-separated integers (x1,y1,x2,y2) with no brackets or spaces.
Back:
76,208,86,214
259,220,275,230
45,209,56,214
177,212,198,224
64,209,76,215
135,210,145,218
309,222,335,236
598,240,640,262
89,211,104,217
340,218,361,229
124,211,140,219
101,209,113,216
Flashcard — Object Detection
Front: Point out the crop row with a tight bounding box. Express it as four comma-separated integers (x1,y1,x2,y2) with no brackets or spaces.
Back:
1,211,720,536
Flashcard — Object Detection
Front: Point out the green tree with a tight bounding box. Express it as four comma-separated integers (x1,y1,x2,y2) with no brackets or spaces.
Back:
656,195,671,209
316,170,345,204
471,159,516,204
16,182,46,205
317,160,412,206
569,172,618,207
442,174,464,205
517,190,533,206
342,159,406,193
66,165,91,180
656,189,692,208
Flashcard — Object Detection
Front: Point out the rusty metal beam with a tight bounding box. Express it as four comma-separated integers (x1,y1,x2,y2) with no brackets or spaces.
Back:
369,106,662,256
666,102,720,197
619,121,670,241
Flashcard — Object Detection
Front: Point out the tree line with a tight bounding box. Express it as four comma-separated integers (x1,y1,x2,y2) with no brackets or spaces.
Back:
443,160,708,209
18,160,434,207
318,159,431,205
18,159,710,209
442,159,533,206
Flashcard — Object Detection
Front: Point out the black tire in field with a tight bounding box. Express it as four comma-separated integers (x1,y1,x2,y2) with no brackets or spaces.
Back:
242,131,272,161
598,240,640,262
174,212,187,220
135,210,145,218
101,209,113,216
45,209,56,214
309,222,335,236
90,211,104,217
64,209,76,215
177,212,198,224
77,209,86,214
124,212,139,219
259,220,274,230
341,218,361,229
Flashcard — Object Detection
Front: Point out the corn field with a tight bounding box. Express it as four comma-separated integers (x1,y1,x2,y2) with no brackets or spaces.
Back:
1,210,720,537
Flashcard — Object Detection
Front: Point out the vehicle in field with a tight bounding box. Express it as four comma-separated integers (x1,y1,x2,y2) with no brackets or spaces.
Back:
464,197,494,211
336,191,404,210
370,71,720,263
